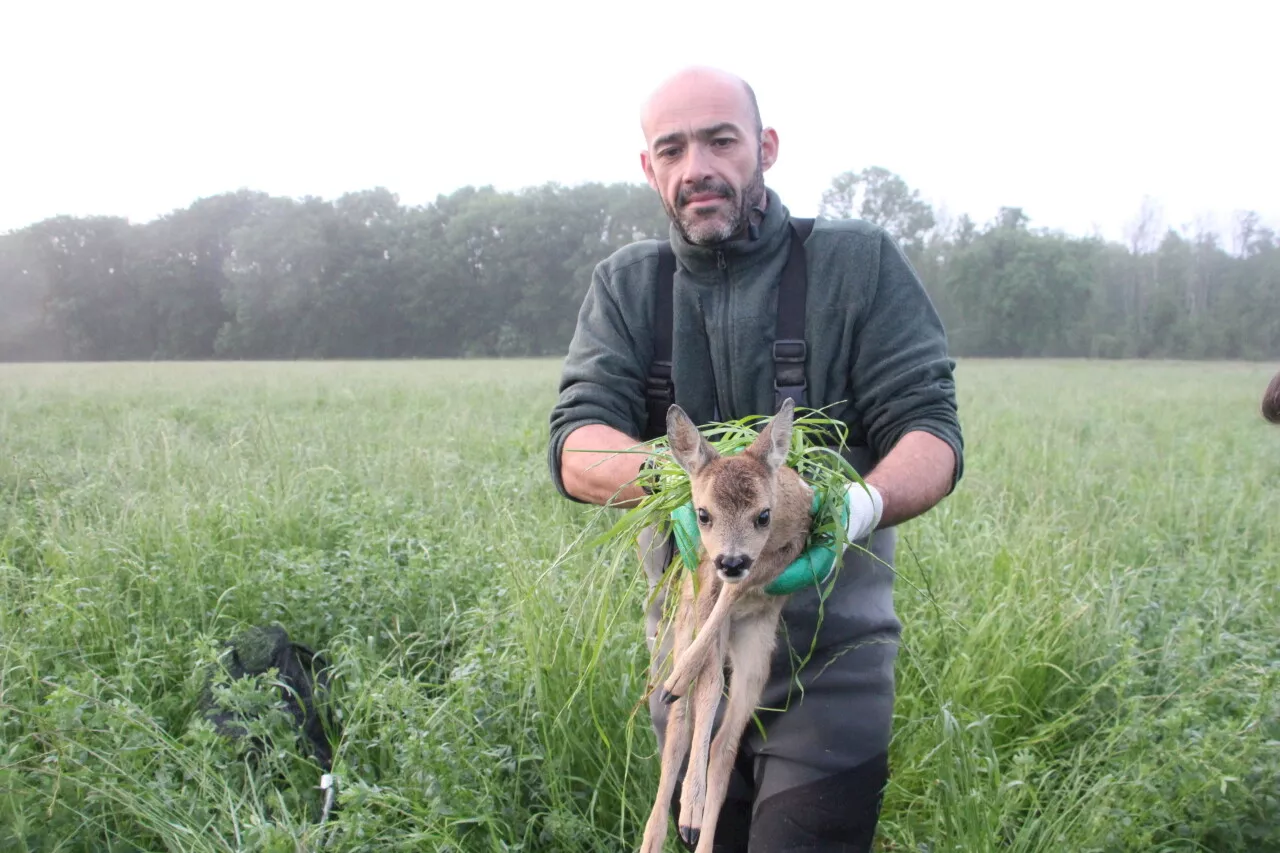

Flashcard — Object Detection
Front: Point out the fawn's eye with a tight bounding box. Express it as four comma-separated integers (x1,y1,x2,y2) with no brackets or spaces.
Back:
756,509,771,528
697,507,711,525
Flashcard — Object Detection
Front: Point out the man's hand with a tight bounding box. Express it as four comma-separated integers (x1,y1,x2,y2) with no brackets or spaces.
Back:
638,451,670,496
763,430,955,596
843,481,884,544
560,423,651,507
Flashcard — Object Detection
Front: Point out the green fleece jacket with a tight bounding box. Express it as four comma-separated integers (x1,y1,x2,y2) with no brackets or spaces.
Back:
548,188,963,502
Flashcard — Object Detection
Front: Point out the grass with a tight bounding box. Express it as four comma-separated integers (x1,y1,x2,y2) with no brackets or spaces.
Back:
1,357,1277,852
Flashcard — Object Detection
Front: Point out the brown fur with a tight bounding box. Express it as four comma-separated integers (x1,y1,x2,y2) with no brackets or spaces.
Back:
640,398,814,853
1263,368,1280,424
708,459,766,515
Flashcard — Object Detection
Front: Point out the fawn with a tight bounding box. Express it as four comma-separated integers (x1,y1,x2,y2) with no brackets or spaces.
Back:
640,397,815,853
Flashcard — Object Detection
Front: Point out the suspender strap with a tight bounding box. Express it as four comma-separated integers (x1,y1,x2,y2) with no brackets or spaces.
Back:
644,241,677,441
643,218,814,440
774,217,814,410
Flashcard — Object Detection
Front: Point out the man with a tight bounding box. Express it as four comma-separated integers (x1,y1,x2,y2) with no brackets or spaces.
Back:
547,66,963,851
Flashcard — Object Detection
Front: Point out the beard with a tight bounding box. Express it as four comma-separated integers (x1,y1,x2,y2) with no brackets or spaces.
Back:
664,154,767,246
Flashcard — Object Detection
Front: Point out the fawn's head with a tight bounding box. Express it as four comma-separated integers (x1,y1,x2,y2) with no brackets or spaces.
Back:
666,398,796,584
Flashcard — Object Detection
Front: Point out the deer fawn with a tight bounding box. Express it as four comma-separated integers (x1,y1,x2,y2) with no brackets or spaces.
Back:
640,397,816,853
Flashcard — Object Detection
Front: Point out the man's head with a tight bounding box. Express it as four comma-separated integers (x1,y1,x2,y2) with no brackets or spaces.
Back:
639,66,778,246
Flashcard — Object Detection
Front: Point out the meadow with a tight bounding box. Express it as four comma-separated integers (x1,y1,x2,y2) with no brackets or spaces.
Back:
1,358,1276,852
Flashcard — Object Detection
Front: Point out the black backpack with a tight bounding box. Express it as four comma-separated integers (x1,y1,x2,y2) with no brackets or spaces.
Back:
643,218,815,441
198,624,337,774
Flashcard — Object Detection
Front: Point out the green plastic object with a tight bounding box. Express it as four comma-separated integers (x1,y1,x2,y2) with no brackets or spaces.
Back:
669,488,851,595
670,502,701,571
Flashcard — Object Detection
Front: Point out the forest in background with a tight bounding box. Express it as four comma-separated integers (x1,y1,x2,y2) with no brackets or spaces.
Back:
2,167,1277,362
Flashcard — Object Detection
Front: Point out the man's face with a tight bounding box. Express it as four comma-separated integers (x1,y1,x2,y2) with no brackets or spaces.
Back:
640,74,778,246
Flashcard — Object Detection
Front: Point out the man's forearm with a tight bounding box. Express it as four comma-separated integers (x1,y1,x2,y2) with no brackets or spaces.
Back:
560,423,651,507
864,430,957,528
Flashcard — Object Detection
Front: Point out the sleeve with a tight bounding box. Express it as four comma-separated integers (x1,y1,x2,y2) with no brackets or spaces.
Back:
848,230,965,493
547,258,651,502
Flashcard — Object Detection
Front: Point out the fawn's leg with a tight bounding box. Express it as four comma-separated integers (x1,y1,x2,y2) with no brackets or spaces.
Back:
640,692,693,853
640,581,697,853
695,606,784,853
676,615,728,849
662,579,732,702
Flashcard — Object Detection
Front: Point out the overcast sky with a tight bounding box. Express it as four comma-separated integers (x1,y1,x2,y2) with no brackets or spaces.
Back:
3,0,1275,244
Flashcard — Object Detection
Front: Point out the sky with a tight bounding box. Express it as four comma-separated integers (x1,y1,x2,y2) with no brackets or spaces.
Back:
2,0,1276,245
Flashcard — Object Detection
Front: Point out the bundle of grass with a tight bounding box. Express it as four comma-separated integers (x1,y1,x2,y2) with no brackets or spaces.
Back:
587,405,874,602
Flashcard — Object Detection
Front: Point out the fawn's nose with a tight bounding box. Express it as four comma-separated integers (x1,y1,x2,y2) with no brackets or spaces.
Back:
715,553,752,581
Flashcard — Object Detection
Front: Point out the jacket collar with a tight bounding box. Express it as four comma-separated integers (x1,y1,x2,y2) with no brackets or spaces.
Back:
666,187,793,278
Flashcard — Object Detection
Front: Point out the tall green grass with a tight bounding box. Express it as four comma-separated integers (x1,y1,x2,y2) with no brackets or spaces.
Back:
1,359,1276,852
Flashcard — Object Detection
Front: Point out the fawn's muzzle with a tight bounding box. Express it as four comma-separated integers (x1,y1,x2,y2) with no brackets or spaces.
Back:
715,553,752,581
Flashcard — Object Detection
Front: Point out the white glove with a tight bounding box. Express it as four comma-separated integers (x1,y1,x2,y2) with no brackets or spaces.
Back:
843,482,884,544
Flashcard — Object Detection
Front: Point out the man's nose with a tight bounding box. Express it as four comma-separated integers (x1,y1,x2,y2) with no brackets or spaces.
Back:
681,143,714,184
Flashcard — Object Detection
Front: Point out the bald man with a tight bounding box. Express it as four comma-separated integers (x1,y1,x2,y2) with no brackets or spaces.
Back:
548,66,964,851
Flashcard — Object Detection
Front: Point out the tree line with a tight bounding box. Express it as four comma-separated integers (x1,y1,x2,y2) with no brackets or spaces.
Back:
2,169,1277,362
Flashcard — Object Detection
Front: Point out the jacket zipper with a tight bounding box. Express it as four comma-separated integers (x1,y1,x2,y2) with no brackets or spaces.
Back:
715,249,734,423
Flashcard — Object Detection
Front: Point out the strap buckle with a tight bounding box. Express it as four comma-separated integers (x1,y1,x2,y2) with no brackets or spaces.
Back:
646,360,674,398
772,340,806,364
773,340,807,407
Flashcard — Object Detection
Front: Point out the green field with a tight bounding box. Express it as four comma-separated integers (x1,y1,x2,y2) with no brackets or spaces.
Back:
1,359,1277,852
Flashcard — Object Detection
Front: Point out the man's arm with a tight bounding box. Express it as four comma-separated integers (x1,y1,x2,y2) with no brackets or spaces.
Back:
560,423,650,507
845,228,965,527
548,251,658,505
864,429,957,528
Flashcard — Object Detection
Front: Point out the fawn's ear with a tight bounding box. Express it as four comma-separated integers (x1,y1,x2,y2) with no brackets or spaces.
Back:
666,404,718,476
746,397,794,472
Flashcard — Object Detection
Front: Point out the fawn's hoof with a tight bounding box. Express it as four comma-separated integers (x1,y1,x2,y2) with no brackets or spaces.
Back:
660,688,679,705
679,825,699,847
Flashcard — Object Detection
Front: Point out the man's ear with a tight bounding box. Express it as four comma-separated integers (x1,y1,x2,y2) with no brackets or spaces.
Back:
759,127,779,173
640,150,659,192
